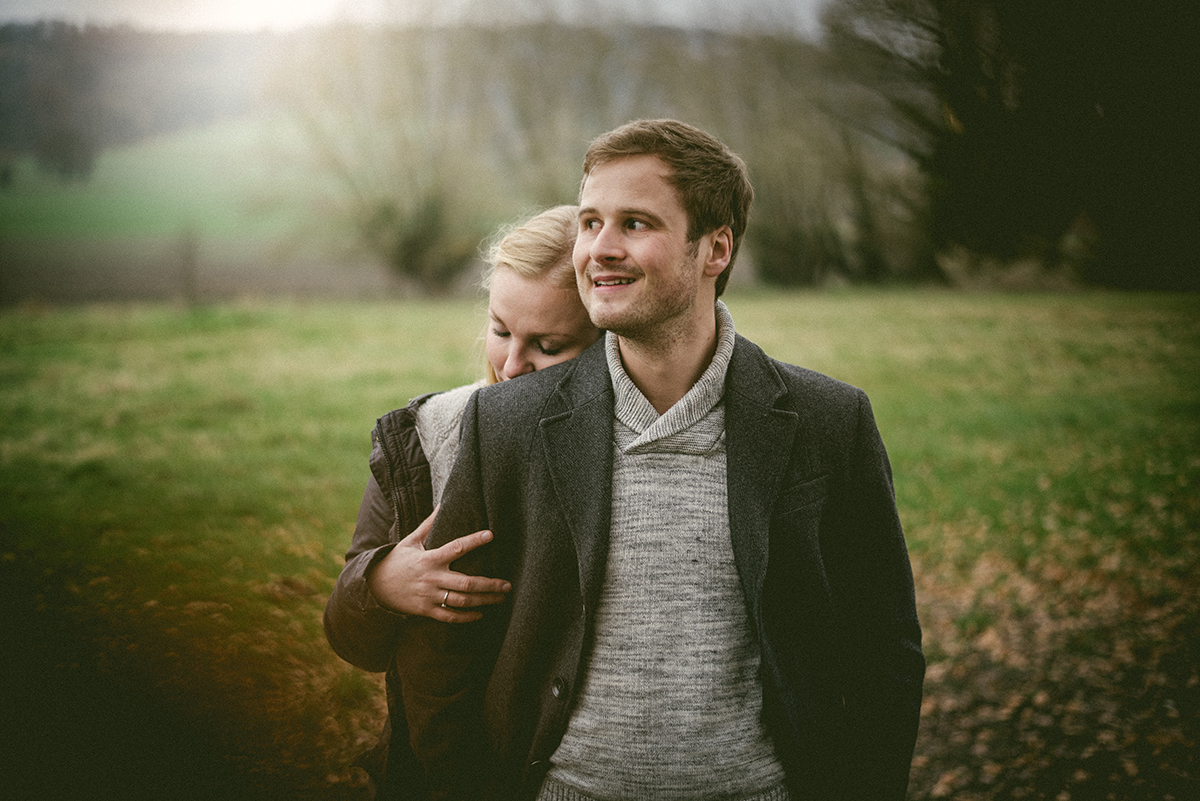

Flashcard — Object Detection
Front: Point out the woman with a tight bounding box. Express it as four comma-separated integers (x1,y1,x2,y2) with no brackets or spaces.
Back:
323,205,599,798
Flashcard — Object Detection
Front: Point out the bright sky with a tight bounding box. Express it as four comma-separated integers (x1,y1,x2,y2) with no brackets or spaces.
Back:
0,0,372,30
0,0,824,33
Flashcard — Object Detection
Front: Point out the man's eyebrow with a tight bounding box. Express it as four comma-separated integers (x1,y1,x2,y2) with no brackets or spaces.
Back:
628,208,666,226
578,206,667,226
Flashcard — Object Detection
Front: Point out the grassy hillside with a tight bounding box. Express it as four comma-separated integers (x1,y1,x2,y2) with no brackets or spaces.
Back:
1,291,1197,799
0,114,400,305
0,114,311,241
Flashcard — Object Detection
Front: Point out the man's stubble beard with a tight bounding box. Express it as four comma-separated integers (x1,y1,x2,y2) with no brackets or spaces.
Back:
585,246,703,347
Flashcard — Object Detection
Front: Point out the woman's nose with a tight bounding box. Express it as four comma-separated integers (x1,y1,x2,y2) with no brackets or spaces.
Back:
503,347,535,379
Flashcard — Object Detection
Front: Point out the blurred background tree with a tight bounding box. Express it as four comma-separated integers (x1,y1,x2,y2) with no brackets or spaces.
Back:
822,0,1198,289
266,25,494,294
2,22,99,181
0,21,267,181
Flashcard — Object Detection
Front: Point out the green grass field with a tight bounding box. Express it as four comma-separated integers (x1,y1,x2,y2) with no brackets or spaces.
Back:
1,291,1197,799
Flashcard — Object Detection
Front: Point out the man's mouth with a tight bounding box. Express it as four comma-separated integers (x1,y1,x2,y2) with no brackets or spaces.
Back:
594,277,636,287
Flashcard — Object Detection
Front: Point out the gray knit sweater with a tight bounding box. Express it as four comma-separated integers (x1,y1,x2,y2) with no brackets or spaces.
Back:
542,303,788,801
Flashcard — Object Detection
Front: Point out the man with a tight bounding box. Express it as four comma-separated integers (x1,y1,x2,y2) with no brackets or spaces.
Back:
397,119,924,801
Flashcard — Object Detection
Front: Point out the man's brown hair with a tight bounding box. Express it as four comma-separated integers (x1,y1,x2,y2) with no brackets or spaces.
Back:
581,119,754,297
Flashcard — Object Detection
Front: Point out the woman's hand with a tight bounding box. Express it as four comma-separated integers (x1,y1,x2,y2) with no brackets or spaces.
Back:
366,506,511,622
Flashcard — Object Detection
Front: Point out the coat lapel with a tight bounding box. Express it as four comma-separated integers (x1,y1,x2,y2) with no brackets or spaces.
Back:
725,336,798,622
538,342,615,615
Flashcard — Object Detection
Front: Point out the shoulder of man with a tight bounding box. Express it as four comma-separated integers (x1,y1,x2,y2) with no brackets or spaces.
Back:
729,333,865,414
729,334,884,486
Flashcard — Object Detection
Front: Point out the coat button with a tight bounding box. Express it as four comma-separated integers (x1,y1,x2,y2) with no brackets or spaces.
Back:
551,678,567,699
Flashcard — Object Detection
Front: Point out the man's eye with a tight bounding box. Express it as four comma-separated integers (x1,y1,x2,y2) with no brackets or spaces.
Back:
627,219,648,231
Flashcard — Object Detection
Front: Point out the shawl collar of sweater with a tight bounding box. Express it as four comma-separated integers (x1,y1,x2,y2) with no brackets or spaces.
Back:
607,300,736,454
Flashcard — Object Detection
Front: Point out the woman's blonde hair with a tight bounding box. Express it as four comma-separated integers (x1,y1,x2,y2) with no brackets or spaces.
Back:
481,205,580,384
483,205,578,291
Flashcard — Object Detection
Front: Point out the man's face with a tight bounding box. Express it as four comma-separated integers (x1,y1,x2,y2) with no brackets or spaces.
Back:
574,154,717,342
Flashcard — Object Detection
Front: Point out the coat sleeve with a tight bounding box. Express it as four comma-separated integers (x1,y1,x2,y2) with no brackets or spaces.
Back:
394,391,501,800
835,390,925,800
322,468,407,673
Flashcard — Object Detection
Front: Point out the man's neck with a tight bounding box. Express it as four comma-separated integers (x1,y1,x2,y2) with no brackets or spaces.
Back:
615,310,718,415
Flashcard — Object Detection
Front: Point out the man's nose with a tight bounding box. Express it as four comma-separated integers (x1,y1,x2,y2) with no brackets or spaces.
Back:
589,223,624,262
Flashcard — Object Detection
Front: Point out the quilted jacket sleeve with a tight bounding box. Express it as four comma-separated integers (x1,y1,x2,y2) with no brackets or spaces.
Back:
323,404,435,673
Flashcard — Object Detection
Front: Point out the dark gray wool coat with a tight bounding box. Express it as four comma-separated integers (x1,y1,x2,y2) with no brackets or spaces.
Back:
397,334,925,801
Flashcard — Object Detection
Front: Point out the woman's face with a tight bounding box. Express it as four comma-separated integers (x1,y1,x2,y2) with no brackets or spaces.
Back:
486,264,600,381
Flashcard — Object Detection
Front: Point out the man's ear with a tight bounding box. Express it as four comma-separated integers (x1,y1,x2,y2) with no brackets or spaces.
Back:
702,225,734,278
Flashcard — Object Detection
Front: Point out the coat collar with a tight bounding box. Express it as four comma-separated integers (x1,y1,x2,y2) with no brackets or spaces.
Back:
538,340,615,614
